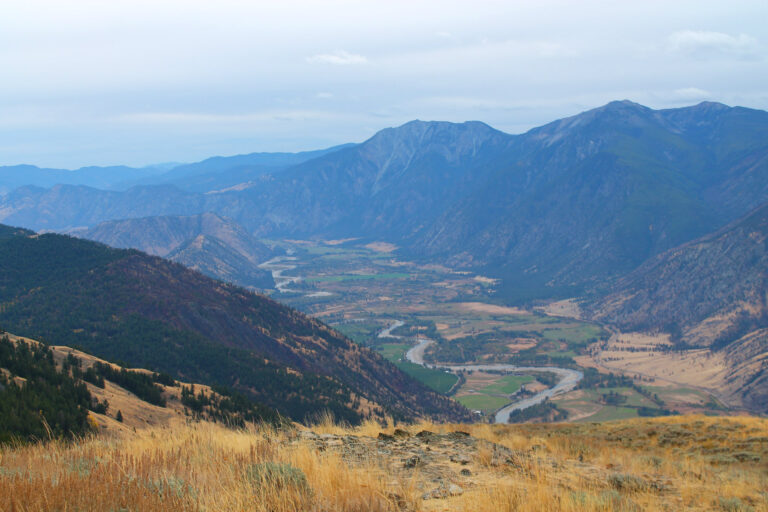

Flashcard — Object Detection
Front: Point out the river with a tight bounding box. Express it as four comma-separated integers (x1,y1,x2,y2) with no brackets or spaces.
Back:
260,256,583,423
258,256,333,297
379,320,583,424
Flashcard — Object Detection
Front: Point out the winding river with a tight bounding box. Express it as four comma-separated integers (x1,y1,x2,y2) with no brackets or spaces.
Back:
258,256,333,297
258,256,302,293
260,255,582,423
380,320,583,424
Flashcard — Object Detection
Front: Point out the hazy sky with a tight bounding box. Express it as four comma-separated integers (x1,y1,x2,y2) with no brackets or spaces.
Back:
2,0,767,168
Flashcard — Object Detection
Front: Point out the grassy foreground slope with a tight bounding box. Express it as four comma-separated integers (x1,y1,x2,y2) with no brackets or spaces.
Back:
1,415,765,511
0,225,469,424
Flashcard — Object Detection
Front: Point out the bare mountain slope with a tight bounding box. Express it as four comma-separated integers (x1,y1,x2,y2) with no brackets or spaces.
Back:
70,212,274,289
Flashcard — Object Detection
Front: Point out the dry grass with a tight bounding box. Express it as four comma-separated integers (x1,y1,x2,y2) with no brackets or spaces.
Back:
0,421,402,512
1,415,766,511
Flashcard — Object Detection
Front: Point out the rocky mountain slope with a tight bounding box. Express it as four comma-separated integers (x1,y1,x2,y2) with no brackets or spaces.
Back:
0,225,470,424
231,120,513,238
585,202,768,410
414,101,768,296
69,213,274,289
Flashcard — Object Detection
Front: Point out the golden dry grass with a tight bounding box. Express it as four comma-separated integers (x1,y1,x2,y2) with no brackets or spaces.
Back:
0,415,766,511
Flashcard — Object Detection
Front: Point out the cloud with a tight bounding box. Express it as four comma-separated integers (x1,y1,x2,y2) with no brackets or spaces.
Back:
673,87,710,100
668,30,760,60
116,110,330,124
307,50,367,65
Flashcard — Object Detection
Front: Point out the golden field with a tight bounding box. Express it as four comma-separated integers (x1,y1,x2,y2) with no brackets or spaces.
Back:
1,414,766,511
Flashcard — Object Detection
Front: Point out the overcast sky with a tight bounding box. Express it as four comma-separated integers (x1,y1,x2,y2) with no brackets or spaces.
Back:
2,0,767,168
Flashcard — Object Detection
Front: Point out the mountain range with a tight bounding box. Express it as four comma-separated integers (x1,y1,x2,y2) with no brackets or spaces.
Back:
0,144,352,194
2,101,766,299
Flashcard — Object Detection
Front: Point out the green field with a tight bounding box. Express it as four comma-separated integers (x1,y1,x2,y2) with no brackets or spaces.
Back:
650,386,709,399
395,361,458,394
541,324,605,344
456,394,510,412
305,273,411,283
303,245,363,256
480,374,533,395
333,321,382,345
545,349,578,359
578,406,639,422
376,343,410,362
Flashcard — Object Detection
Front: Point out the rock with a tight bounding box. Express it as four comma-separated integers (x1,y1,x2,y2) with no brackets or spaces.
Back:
450,453,471,465
403,455,422,468
460,469,471,476
422,482,464,500
386,492,408,510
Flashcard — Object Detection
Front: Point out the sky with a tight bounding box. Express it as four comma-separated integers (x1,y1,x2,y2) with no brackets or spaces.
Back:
1,0,767,168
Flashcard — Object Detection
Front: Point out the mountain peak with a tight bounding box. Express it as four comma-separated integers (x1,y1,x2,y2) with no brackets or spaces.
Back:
375,119,502,140
527,100,654,142
602,99,648,111
361,120,508,154
351,120,511,187
692,100,730,110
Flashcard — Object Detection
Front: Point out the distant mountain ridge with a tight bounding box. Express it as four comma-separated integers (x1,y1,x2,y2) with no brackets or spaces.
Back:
120,143,356,192
0,163,173,194
0,144,353,194
1,101,767,299
69,213,275,289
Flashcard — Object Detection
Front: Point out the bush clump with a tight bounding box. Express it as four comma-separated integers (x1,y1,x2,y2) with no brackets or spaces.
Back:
244,462,311,494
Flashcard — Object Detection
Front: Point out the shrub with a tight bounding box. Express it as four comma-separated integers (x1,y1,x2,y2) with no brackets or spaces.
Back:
244,462,311,495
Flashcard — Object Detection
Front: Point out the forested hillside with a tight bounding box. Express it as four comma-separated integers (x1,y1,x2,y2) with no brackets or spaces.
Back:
584,202,768,410
0,332,283,443
0,226,470,424
0,335,93,443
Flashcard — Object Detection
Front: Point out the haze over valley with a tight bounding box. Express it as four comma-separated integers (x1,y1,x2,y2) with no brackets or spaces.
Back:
2,100,767,424
2,2,767,510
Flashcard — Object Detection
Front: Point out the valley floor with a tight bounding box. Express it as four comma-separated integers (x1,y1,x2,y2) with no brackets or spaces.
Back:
1,415,766,511
260,238,730,422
